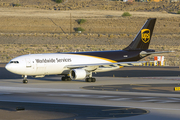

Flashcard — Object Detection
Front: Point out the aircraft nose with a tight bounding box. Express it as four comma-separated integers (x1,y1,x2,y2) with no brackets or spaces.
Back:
5,62,25,75
5,63,19,74
5,63,17,73
5,64,11,71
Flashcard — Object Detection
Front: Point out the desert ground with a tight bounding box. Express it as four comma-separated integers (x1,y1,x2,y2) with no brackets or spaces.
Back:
0,0,179,66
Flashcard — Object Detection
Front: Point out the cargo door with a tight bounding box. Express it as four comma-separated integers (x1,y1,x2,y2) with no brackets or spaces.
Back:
36,63,46,74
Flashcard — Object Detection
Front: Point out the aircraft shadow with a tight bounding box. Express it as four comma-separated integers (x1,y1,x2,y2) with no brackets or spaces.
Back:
1,67,180,80
93,70,180,77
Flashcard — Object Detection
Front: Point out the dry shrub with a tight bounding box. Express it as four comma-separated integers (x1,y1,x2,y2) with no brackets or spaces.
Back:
122,12,131,17
98,34,103,37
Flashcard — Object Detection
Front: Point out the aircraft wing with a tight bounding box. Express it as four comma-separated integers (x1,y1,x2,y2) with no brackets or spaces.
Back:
65,61,145,69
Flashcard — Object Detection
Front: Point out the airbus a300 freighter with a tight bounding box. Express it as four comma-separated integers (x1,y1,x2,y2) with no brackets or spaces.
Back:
5,18,171,83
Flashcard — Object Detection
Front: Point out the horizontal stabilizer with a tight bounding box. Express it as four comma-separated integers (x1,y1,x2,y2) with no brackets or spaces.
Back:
140,51,174,55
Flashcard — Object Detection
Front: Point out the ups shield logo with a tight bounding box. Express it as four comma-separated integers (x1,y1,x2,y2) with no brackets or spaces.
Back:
141,29,150,43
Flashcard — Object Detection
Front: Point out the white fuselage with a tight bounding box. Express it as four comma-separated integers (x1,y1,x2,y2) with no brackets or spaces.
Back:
5,53,119,76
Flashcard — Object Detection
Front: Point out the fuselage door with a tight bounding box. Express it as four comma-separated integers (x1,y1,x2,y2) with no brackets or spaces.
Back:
25,58,31,67
36,63,46,75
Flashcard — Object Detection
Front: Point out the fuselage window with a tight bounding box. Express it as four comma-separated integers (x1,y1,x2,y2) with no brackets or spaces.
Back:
10,61,19,63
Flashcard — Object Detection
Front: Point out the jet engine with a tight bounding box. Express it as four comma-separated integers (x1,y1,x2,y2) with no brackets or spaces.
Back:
70,69,88,80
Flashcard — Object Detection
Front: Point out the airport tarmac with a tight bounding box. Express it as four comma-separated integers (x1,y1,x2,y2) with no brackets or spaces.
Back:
0,64,180,120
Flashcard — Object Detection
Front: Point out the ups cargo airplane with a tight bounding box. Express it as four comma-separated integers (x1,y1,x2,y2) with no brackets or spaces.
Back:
5,18,172,83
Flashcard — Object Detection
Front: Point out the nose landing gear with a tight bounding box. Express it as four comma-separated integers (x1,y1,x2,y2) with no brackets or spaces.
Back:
22,75,28,83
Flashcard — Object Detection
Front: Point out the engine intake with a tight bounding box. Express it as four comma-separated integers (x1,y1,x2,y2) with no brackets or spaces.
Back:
70,69,88,80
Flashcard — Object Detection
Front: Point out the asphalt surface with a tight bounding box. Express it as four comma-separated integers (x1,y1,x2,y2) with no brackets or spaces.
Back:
95,66,180,77
0,101,148,120
83,83,180,94
0,64,180,120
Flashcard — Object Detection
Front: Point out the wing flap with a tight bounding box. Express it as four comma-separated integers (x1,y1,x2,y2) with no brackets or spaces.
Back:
65,61,145,69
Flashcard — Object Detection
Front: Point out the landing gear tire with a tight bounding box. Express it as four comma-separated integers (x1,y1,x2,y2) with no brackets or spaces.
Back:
67,78,71,81
86,78,91,82
23,80,28,84
92,78,96,82
22,75,28,84
85,78,96,82
62,77,72,81
62,77,66,81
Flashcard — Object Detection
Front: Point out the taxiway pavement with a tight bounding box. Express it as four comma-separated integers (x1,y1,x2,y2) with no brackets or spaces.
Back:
0,64,180,120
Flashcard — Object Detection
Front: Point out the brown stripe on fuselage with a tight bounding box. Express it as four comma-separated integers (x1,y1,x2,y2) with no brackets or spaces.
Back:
64,50,143,62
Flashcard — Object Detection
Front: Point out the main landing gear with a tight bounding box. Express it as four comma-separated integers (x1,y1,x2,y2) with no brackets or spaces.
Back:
22,75,28,84
85,72,96,82
61,75,72,81
85,78,96,82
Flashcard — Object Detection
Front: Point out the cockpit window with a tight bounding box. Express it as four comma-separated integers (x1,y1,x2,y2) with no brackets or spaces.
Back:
10,61,19,63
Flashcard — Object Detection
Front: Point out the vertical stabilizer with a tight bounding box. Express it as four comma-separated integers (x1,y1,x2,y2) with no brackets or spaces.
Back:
123,18,156,51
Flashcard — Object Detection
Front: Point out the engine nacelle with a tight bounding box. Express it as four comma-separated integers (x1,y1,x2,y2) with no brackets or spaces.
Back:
70,69,88,80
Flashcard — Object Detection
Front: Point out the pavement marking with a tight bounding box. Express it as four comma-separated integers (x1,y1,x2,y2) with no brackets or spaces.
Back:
48,94,118,98
0,86,82,93
138,97,157,99
140,99,162,102
157,100,179,103
47,93,180,103
168,97,180,100
108,98,131,101
174,87,180,91
0,93,11,95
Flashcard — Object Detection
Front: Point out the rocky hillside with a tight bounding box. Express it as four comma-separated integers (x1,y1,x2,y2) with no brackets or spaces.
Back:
0,1,179,66
0,0,180,13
